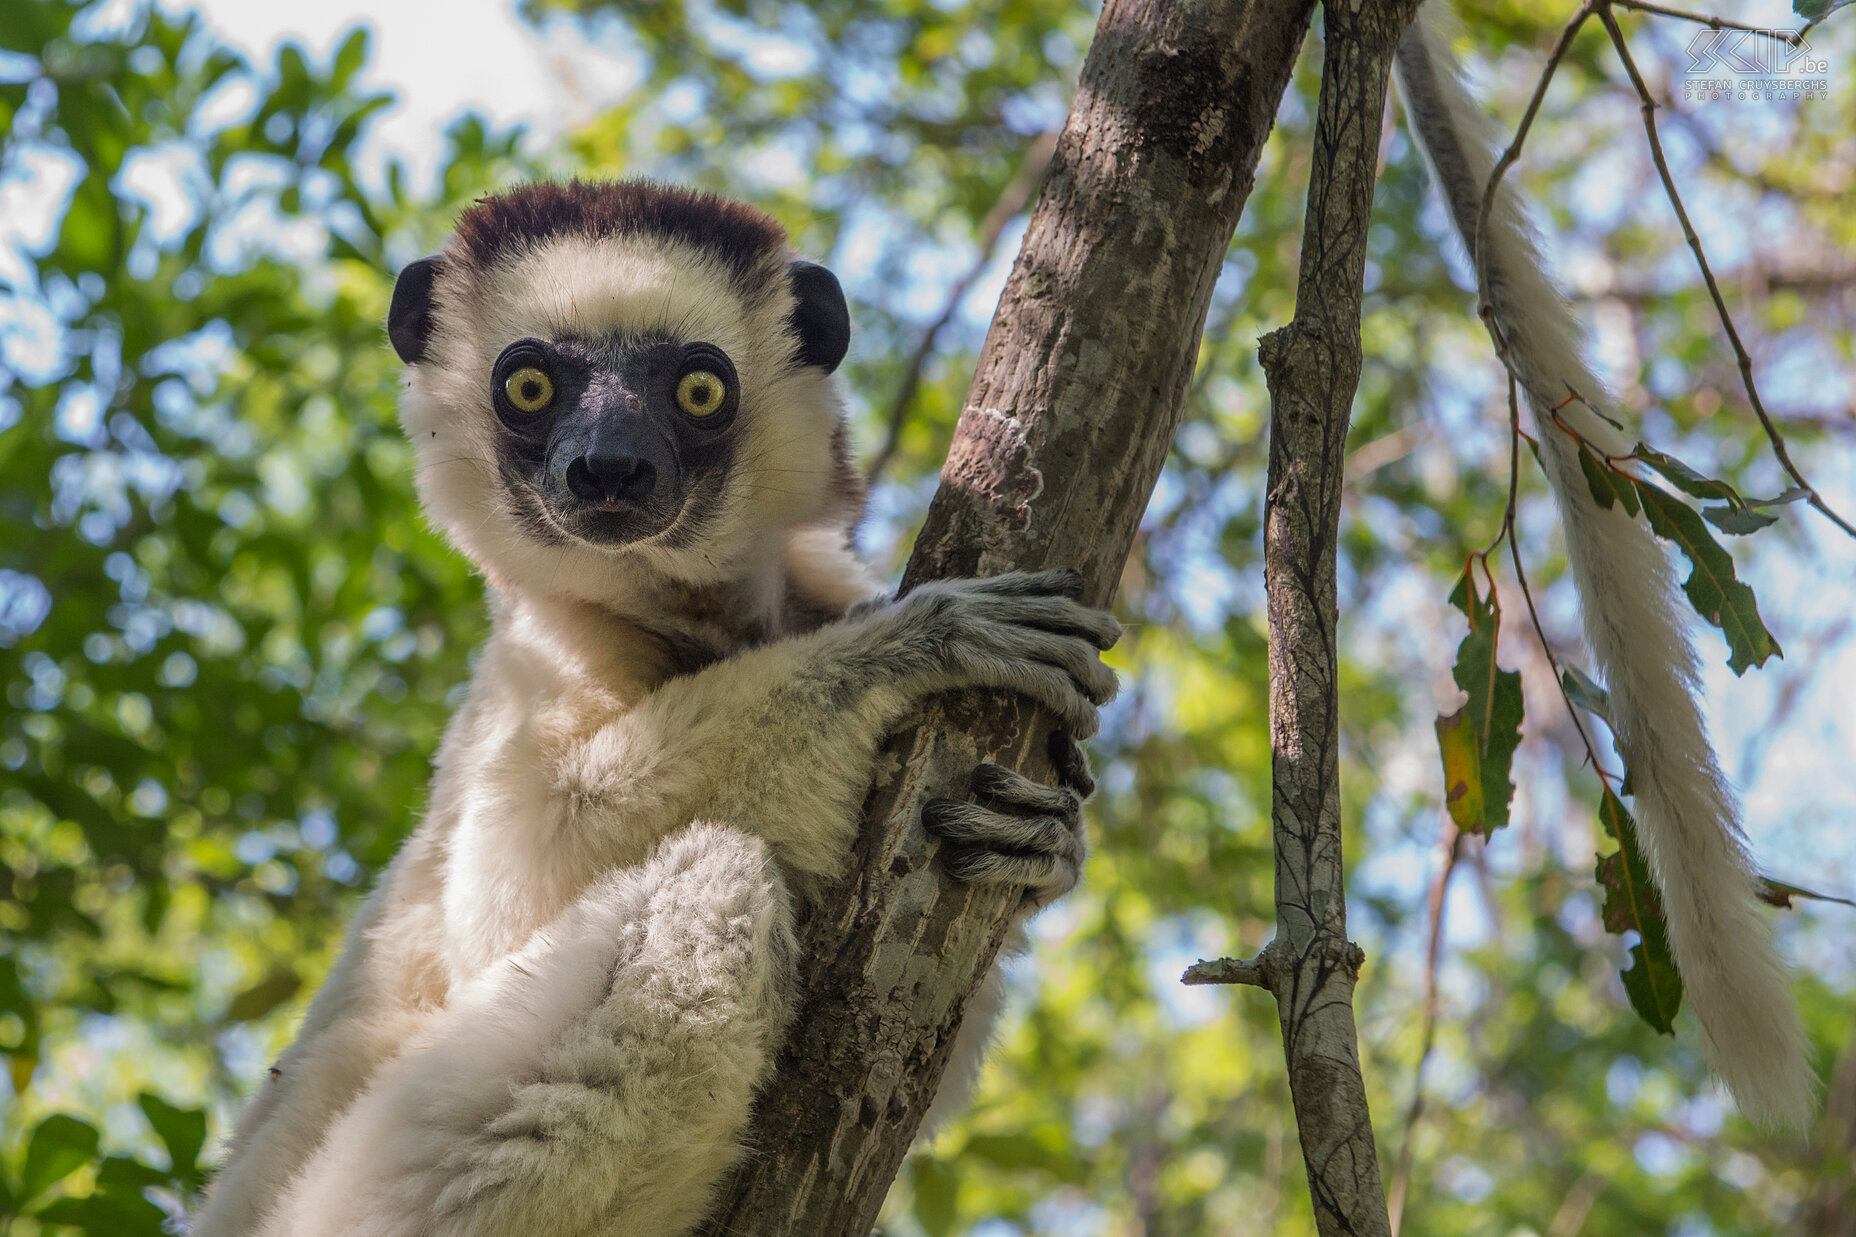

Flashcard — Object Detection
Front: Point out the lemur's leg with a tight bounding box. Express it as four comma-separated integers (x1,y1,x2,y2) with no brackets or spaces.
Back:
191,874,434,1237
273,824,795,1237
918,730,1096,1133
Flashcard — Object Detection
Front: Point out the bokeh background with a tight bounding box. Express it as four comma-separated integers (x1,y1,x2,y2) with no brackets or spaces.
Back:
1,0,1854,1232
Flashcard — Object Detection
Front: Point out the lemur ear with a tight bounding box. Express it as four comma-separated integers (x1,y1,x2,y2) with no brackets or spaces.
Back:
388,255,444,364
786,259,850,373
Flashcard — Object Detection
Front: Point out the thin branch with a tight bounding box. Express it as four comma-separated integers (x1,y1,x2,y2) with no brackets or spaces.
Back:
1610,0,1803,45
1386,817,1465,1237
1597,4,1856,539
1473,3,1852,541
1471,1,1598,356
1245,0,1423,1231
863,131,1058,486
1181,953,1272,988
1547,1167,1613,1237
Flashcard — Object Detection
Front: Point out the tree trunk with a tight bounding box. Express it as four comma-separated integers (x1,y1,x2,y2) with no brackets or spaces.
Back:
695,1,1315,1233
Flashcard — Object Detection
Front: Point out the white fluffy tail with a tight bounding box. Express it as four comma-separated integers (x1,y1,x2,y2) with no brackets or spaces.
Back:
1393,5,1813,1126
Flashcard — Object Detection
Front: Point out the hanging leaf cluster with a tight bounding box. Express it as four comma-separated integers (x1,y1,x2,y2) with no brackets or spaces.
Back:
1439,422,1802,1037
1574,438,1789,675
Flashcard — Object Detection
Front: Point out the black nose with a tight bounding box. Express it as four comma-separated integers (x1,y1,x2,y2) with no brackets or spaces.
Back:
566,452,657,505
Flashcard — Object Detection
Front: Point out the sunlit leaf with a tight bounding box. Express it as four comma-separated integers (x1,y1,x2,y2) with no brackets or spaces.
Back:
1434,567,1523,834
138,1092,208,1189
21,1114,99,1204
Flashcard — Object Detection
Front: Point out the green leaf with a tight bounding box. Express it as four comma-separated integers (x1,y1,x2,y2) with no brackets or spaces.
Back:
912,1155,958,1237
94,1156,169,1192
21,1114,99,1204
34,1186,168,1236
331,26,369,90
1702,486,1806,534
1594,790,1683,1035
1576,443,1639,517
1631,480,1782,675
1703,505,1779,535
962,1132,1081,1180
1434,567,1524,834
1796,0,1853,27
1629,443,1740,503
138,1093,207,1189
1435,709,1485,829
225,969,302,1022
1559,664,1611,722
1751,486,1812,508
1760,878,1856,910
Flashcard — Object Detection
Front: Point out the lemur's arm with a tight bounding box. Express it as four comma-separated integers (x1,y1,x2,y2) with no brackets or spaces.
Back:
545,567,1119,886
1395,4,1811,1124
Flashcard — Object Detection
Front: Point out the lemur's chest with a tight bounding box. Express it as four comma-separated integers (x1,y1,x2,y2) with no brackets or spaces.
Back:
417,592,792,985
431,689,665,979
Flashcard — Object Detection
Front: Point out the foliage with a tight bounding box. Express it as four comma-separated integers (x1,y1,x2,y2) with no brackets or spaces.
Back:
0,0,1853,1234
1434,563,1523,835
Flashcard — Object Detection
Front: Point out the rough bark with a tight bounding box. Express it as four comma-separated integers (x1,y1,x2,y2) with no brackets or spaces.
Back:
695,1,1315,1233
1255,1,1420,1233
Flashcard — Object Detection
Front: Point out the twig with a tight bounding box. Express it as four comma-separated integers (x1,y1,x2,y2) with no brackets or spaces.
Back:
1471,1,1597,363
1386,817,1465,1237
863,131,1058,486
1474,3,1852,541
1610,0,1802,45
1547,1167,1613,1237
1181,953,1272,987
1597,5,1856,540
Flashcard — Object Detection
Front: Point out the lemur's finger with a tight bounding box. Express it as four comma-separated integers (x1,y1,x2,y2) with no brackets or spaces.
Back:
921,799,1076,858
1004,665,1100,739
939,845,1075,899
1048,730,1096,799
976,623,1119,706
966,568,1086,601
968,763,1080,820
979,594,1121,651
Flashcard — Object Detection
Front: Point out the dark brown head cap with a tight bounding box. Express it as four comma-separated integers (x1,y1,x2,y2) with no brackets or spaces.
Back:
450,179,789,288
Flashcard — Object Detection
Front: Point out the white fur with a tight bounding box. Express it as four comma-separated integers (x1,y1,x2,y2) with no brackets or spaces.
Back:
1396,4,1813,1125
193,215,1115,1235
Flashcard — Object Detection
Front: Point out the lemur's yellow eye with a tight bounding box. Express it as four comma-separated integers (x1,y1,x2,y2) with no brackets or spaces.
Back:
676,370,727,418
504,366,554,413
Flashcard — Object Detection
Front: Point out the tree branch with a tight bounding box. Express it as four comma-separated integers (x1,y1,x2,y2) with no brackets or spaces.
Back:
1253,0,1421,1232
864,130,1058,487
694,0,1317,1232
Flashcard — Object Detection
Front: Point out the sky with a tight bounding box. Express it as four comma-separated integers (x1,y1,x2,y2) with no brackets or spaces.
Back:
176,0,643,190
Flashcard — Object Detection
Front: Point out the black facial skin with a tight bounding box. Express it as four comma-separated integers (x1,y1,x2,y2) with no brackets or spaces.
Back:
489,334,740,550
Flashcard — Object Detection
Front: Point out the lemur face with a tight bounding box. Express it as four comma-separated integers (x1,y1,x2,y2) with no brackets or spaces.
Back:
388,181,859,602
482,329,740,550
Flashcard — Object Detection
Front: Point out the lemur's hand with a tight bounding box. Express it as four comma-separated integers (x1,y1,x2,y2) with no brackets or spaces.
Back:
924,730,1096,907
873,568,1120,739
